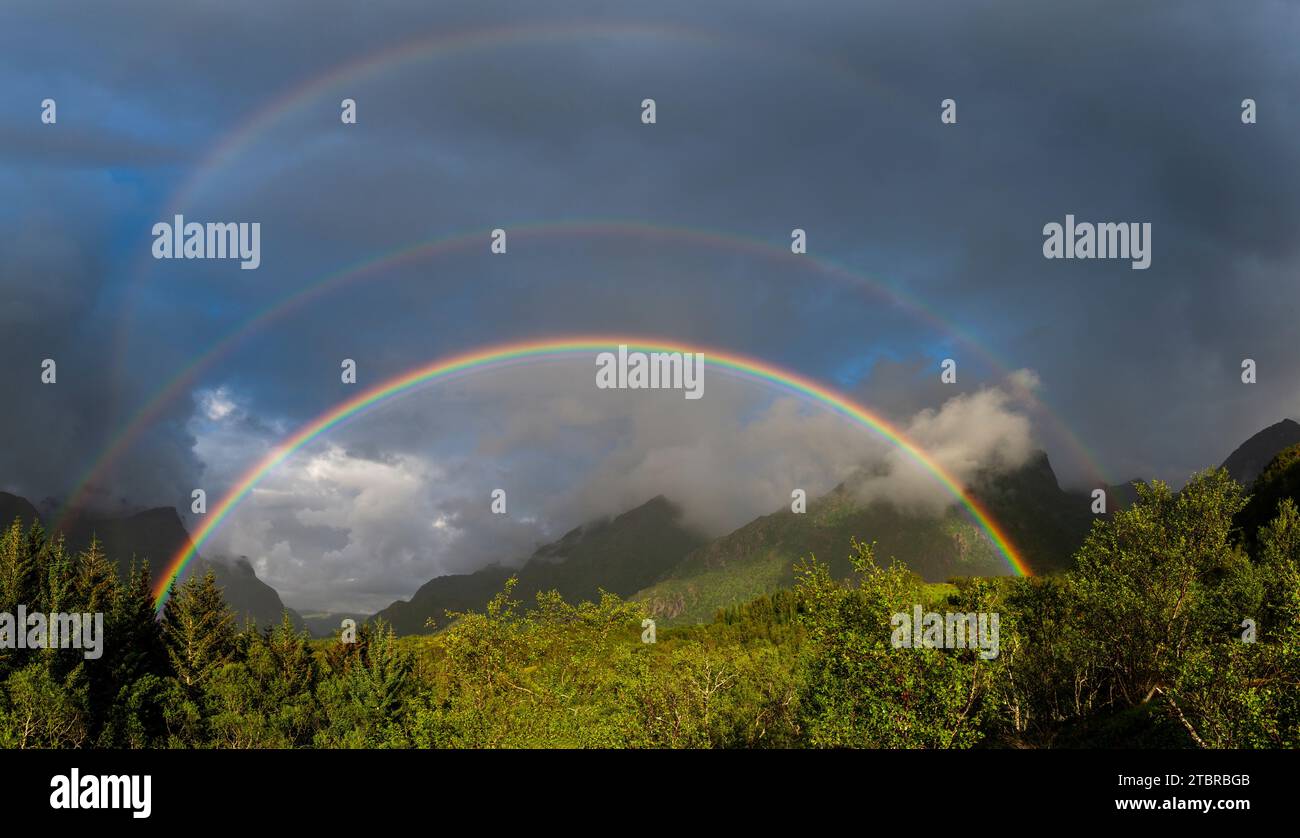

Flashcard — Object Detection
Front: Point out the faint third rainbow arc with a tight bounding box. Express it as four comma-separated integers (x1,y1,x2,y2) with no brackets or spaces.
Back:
165,19,892,213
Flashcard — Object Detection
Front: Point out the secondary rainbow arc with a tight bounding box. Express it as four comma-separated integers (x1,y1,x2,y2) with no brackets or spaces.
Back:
66,219,1111,532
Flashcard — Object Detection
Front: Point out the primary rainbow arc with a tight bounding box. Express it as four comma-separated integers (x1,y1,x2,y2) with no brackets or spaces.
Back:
153,337,1031,611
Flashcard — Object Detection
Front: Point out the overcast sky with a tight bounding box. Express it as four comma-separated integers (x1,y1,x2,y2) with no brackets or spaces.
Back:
2,1,1298,611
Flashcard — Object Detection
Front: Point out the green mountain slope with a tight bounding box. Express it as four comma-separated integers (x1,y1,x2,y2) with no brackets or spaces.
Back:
1235,441,1300,545
637,451,1095,624
374,495,708,634
1222,418,1300,486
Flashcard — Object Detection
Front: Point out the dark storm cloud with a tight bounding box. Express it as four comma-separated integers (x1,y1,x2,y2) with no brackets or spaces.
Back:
0,123,187,168
3,0,1298,607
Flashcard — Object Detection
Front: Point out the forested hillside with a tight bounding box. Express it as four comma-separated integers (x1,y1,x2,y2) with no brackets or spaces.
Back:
2,462,1297,749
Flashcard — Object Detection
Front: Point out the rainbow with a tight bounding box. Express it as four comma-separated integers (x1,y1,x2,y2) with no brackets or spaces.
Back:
84,20,1107,534
65,219,1111,531
153,337,1031,610
110,19,896,414
164,21,884,213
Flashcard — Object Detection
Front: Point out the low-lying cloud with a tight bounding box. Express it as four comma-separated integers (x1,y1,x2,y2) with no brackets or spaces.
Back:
190,359,1039,612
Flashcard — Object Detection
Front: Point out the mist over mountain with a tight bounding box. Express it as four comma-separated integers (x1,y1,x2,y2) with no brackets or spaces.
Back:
636,448,1092,623
373,447,1116,632
5,419,1298,633
371,420,1300,632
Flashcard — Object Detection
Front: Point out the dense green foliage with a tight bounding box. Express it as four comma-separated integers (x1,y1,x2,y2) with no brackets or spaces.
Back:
0,467,1296,748
1237,442,1300,548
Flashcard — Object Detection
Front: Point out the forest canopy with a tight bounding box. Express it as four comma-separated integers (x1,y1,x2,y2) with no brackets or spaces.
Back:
1,466,1297,749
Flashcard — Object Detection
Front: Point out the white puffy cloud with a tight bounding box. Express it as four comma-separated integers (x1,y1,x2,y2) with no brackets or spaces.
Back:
853,375,1040,513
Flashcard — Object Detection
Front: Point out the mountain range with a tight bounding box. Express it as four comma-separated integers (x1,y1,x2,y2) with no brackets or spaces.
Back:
4,419,1296,635
374,495,708,634
371,418,1300,629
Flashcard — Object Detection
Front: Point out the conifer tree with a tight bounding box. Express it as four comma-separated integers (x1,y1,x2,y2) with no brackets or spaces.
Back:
43,532,75,616
264,612,315,699
0,518,26,612
23,520,50,613
206,612,320,747
316,621,412,747
109,560,168,682
92,560,168,746
161,570,236,691
0,518,42,615
76,536,118,614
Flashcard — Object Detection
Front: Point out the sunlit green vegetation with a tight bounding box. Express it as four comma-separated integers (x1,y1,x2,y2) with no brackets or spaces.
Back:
2,462,1298,748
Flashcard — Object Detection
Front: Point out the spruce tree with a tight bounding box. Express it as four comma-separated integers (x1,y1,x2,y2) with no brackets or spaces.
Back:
316,621,412,747
43,532,75,615
161,570,236,691
0,518,26,612
75,536,118,615
23,520,50,613
93,560,168,746
0,518,42,615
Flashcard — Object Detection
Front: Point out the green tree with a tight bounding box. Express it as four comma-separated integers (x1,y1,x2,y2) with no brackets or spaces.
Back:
161,570,237,691
1068,470,1253,711
1237,443,1300,547
75,536,117,614
316,620,412,748
206,613,320,747
1168,498,1300,747
0,518,42,616
794,539,990,748
95,561,169,747
0,658,90,748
